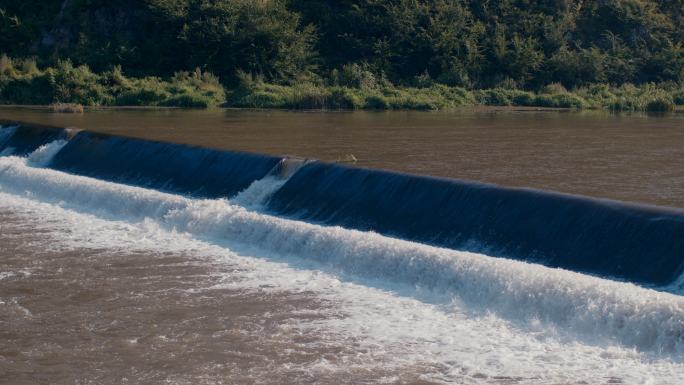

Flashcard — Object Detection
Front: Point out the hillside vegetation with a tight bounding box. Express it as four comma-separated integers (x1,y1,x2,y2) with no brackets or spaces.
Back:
1,0,683,111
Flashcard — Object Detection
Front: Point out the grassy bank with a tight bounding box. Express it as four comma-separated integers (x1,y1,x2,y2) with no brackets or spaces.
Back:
230,71,683,112
1,56,682,112
0,56,225,108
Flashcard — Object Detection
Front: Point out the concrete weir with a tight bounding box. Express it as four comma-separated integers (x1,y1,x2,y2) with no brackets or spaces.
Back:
1,120,683,286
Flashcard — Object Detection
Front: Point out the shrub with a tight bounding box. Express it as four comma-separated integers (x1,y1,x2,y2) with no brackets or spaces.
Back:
412,71,435,88
50,103,84,113
51,61,112,105
328,87,362,109
114,78,170,106
475,89,512,106
0,54,15,77
541,82,568,94
496,78,519,90
673,90,684,105
363,94,390,109
608,97,643,112
535,93,586,108
236,90,285,108
286,84,328,109
510,91,535,106
389,95,440,110
0,55,680,112
645,96,675,112
0,56,225,108
18,58,39,76
433,85,475,106
332,63,378,90
228,71,283,108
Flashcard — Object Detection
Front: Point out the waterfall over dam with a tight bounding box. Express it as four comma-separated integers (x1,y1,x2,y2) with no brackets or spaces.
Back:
2,119,684,384
1,120,683,288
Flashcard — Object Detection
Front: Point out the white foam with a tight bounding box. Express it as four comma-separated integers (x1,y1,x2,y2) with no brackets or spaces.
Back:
0,153,683,360
26,139,68,167
0,187,683,383
0,272,17,280
231,175,290,210
231,159,306,209
0,270,31,280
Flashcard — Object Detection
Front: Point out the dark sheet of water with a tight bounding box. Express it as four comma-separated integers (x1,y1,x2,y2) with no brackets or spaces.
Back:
5,124,682,285
2,106,684,208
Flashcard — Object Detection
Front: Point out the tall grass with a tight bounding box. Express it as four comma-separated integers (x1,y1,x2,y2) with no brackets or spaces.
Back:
1,55,682,112
0,56,225,108
229,80,682,111
50,103,85,113
576,83,676,112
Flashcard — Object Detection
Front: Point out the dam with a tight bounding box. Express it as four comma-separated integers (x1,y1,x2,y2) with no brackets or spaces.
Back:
1,120,683,384
3,121,683,286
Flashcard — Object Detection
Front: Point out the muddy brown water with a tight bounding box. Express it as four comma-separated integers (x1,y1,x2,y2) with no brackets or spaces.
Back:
2,106,684,208
0,209,445,384
1,106,682,383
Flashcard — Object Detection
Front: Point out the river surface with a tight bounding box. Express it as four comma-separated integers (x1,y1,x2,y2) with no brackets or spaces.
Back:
1,107,684,384
2,106,684,207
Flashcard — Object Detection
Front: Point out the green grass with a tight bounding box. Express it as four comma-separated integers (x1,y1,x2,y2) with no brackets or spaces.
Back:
1,55,682,112
228,72,683,112
575,83,677,112
50,103,84,113
0,56,224,108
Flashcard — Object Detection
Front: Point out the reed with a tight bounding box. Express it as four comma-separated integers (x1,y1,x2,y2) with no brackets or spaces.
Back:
50,103,84,113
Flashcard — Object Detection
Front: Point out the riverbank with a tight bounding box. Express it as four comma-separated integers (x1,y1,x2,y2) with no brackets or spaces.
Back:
230,75,683,112
1,57,683,112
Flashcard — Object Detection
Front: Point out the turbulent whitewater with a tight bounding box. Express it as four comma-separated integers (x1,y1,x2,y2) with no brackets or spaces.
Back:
1,123,684,383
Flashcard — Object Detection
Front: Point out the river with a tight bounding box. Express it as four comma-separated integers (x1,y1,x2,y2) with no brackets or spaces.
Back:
2,106,684,207
1,107,683,384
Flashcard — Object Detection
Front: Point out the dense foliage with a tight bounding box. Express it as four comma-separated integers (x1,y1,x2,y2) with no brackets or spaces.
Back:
0,0,316,84
1,0,683,110
0,56,225,107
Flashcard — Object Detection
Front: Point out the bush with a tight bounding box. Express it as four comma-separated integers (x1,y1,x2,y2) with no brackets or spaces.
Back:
0,74,55,104
433,85,476,106
608,97,643,112
534,93,586,108
673,90,684,106
388,95,440,110
363,94,390,109
50,103,84,113
229,71,285,108
511,90,536,106
496,78,519,90
331,63,378,90
51,61,112,105
475,89,512,106
114,78,170,105
413,71,435,88
0,56,224,108
236,90,285,108
541,82,568,94
645,96,675,112
286,84,328,109
0,55,12,75
328,87,362,109
0,55,680,112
